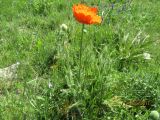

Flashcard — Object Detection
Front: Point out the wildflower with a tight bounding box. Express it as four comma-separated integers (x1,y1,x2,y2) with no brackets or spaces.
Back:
72,4,102,24
72,4,101,83
143,53,151,60
60,23,68,31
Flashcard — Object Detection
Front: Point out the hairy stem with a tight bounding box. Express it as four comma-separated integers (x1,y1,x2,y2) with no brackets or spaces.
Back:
79,24,84,82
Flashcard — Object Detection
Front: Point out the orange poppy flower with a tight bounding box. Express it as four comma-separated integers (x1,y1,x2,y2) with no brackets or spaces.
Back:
72,4,102,25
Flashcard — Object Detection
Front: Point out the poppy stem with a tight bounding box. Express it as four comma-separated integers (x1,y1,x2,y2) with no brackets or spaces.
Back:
79,24,84,81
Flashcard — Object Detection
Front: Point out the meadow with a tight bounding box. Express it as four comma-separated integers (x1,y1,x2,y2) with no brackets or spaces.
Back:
0,0,160,119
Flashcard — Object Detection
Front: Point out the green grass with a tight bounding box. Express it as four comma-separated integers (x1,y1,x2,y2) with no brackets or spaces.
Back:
0,0,160,119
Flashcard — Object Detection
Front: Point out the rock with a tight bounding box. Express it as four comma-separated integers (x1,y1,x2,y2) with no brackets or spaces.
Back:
0,62,20,80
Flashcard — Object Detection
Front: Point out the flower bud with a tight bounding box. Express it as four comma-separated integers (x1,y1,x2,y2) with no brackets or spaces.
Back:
149,110,159,120
60,24,68,31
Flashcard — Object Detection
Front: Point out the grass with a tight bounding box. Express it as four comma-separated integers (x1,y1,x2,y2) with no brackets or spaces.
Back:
0,0,160,119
